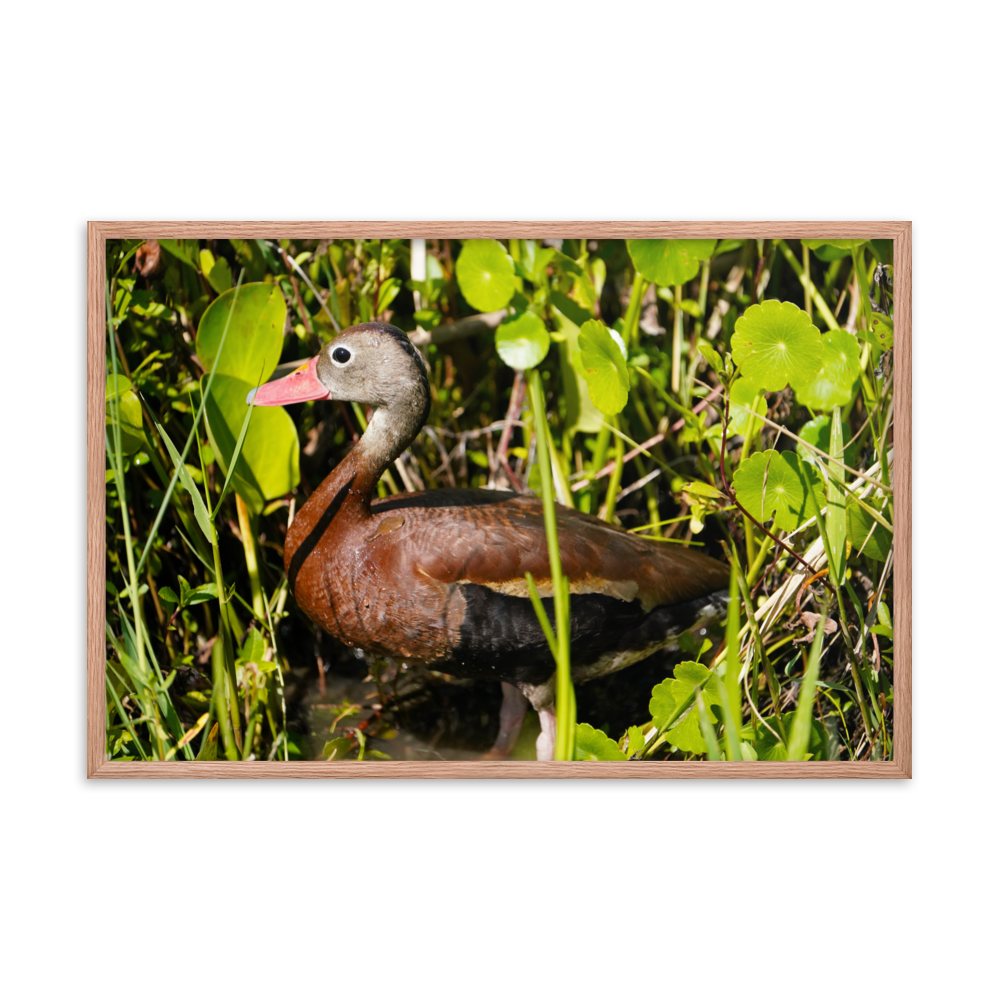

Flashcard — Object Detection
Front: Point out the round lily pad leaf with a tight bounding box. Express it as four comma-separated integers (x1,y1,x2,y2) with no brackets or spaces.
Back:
795,328,862,410
731,300,823,392
627,239,717,287
578,319,629,415
846,498,892,561
202,374,300,514
106,374,146,456
797,414,858,469
495,311,550,370
196,283,287,384
455,239,515,312
729,378,767,438
732,449,824,532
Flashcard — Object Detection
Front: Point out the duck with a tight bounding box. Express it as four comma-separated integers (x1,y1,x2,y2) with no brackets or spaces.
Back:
250,321,730,760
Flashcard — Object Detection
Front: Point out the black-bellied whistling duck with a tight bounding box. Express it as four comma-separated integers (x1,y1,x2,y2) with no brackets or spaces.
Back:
250,322,730,759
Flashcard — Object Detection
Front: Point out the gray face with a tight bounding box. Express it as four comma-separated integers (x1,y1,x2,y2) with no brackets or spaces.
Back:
315,325,426,411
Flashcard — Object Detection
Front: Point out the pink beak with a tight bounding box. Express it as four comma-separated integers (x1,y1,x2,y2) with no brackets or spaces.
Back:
246,356,331,406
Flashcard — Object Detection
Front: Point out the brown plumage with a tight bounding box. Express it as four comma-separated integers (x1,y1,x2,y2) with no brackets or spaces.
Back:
252,322,730,758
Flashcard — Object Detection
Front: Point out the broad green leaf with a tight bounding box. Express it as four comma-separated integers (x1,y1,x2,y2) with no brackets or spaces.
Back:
578,319,629,415
159,239,198,268
158,586,179,606
455,239,515,312
846,498,893,561
574,723,627,761
729,378,766,438
106,375,146,455
627,239,717,286
795,328,862,410
825,408,847,585
240,627,266,664
797,415,858,470
801,239,867,251
731,300,823,392
184,583,219,606
623,725,646,758
376,277,401,314
207,256,233,294
649,661,723,755
202,374,300,514
552,301,603,434
732,450,824,532
812,244,851,262
495,311,550,370
196,283,286,383
323,737,353,760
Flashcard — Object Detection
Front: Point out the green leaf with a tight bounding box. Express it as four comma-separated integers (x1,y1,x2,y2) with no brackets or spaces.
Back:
196,723,219,761
196,283,286,384
158,586,179,606
812,244,852,262
682,480,726,500
149,413,215,543
732,450,824,531
801,239,867,251
731,300,823,392
697,338,723,374
240,627,266,664
825,409,847,585
578,319,629,415
551,301,603,435
623,725,646,758
574,723,627,761
797,415,858,470
455,239,515,312
376,277,402,314
106,375,146,456
627,239,717,286
728,378,766,438
861,312,894,351
748,713,825,761
495,311,550,370
202,374,300,514
207,257,233,294
846,498,893,561
159,239,198,268
649,661,723,755
323,737,353,760
185,583,219,606
794,328,862,410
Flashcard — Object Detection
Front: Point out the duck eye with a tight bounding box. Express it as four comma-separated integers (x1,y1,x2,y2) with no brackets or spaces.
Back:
332,347,352,364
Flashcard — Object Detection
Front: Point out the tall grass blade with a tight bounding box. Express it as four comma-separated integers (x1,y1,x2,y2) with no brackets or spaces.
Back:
215,364,264,513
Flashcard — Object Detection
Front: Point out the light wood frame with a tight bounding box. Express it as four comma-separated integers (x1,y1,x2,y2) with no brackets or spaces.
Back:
88,222,911,778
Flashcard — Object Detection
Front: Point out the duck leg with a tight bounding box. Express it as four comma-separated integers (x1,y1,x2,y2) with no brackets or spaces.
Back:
519,679,558,762
535,706,557,761
484,682,529,759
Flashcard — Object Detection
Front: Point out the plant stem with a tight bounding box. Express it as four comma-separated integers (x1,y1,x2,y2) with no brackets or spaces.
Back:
527,368,575,761
774,240,838,330
235,494,265,619
602,417,625,523
672,284,683,394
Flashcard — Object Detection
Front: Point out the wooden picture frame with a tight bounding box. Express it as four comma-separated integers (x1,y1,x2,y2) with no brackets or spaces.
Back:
89,222,911,778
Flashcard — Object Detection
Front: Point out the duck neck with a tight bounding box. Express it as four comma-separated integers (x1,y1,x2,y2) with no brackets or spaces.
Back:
305,400,421,521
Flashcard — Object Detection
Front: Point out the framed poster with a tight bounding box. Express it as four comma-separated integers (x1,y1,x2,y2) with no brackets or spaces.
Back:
89,222,910,777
